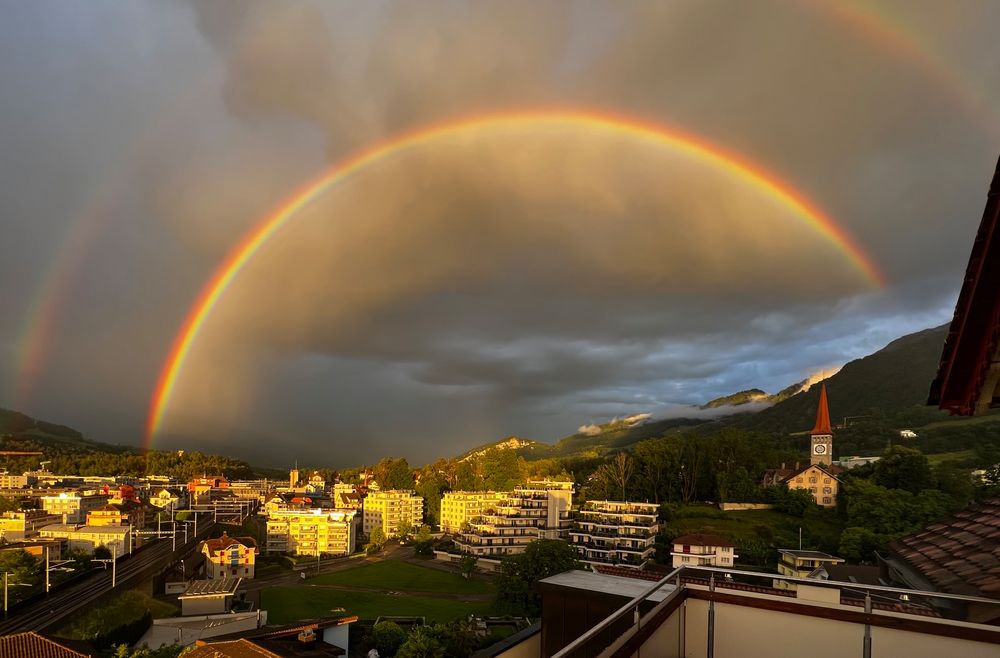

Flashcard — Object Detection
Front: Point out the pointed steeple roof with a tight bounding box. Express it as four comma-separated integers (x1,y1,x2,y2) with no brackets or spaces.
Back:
811,383,832,435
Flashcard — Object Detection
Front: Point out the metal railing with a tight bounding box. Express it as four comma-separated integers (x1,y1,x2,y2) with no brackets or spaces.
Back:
551,565,1000,658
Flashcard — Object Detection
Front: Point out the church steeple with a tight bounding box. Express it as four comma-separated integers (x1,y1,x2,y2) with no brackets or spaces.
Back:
810,384,833,466
812,383,832,435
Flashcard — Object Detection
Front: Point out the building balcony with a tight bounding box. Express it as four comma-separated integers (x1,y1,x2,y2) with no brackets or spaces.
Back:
536,565,1000,658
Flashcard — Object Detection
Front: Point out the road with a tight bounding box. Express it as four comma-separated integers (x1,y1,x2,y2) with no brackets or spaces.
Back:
0,518,215,635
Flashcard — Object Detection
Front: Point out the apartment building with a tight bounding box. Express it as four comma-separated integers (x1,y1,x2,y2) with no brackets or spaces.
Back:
775,549,845,591
0,473,36,489
86,501,148,527
440,491,500,534
0,510,62,541
38,524,132,557
362,490,423,538
570,500,659,569
266,508,358,557
202,532,258,579
41,492,109,524
455,480,574,557
669,533,738,569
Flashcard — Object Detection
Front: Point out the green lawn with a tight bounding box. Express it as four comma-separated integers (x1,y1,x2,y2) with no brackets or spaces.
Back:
260,586,494,624
666,504,845,556
926,450,976,465
306,560,493,595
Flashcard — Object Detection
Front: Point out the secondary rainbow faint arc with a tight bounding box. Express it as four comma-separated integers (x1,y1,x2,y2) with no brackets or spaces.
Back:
144,109,886,446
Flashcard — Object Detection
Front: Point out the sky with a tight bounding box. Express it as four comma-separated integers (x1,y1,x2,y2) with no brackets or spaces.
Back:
1,1,998,466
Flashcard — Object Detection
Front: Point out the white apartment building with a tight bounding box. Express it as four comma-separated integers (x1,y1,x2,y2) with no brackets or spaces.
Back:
570,500,659,569
38,524,132,557
670,533,738,569
362,490,423,538
266,508,358,557
455,480,574,557
41,492,110,524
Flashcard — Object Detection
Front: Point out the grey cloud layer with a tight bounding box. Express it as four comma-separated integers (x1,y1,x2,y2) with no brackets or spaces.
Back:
0,1,997,464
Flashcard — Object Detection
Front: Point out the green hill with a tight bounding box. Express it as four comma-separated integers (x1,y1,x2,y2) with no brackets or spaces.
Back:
0,407,259,479
728,324,952,435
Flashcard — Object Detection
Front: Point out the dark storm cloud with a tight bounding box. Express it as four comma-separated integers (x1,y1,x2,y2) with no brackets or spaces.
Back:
1,1,998,465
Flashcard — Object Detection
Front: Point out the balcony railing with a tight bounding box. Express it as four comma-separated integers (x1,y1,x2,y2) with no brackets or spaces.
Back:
550,565,1000,658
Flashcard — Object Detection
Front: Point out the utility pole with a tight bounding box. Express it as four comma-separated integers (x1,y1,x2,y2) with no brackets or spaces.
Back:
45,545,49,593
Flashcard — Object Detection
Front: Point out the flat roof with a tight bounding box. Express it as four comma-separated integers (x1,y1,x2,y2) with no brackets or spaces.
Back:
39,524,130,535
179,577,242,598
779,549,842,560
539,569,675,602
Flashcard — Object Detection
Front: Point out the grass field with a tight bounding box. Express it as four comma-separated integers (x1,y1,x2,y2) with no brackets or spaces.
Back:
666,504,844,556
306,560,493,595
926,450,976,465
260,586,494,624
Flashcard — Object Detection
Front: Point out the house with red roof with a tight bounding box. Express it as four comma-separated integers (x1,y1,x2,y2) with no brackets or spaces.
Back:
201,531,258,579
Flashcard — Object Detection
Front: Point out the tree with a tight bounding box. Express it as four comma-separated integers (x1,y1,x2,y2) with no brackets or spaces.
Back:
415,470,449,527
94,545,112,560
633,439,678,503
426,621,481,658
366,527,387,555
495,539,580,615
374,458,414,491
676,433,708,503
838,527,882,563
0,549,41,605
873,446,933,494
369,621,407,657
608,452,634,501
479,449,525,492
413,525,434,556
396,626,444,658
459,554,477,579
113,644,185,658
763,485,815,517
396,519,413,540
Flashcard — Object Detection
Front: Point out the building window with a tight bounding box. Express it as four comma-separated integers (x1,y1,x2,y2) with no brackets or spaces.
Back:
682,556,690,563
822,497,832,504
809,477,817,483
823,487,832,494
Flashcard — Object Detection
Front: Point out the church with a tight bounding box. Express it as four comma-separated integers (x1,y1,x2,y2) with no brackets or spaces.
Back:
761,383,843,507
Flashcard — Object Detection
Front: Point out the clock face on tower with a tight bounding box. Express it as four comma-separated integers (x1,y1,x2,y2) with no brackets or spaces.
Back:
814,444,828,455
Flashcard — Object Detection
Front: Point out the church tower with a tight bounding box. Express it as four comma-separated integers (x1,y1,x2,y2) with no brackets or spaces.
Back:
290,464,300,489
810,384,833,466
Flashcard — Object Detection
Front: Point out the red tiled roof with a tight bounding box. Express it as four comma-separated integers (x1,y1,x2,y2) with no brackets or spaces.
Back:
888,497,1000,599
203,532,258,556
591,565,663,582
672,533,734,548
185,639,277,658
928,155,1000,415
0,632,93,658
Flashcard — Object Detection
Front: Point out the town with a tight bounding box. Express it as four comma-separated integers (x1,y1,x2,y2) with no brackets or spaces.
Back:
2,3,1000,658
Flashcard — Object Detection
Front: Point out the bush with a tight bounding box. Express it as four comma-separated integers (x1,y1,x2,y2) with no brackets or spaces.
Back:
369,621,407,657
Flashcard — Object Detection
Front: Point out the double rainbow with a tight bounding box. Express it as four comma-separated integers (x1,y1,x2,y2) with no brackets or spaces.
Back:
144,109,885,446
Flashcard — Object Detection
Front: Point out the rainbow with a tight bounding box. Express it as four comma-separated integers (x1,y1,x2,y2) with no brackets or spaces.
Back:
805,0,998,140
11,75,218,410
144,109,886,446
